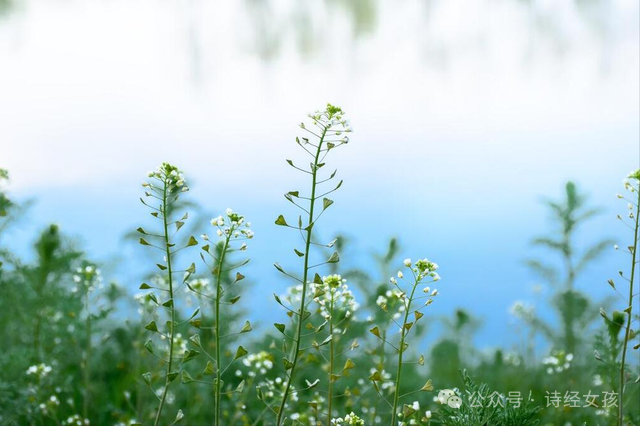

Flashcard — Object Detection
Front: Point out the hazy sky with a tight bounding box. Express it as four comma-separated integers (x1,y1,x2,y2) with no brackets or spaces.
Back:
1,0,638,350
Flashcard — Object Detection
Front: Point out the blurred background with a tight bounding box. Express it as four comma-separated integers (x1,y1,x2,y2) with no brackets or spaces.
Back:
0,0,638,362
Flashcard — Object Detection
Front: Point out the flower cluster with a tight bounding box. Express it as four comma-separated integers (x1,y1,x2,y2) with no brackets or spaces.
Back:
509,300,534,320
240,351,275,377
160,332,188,354
72,263,102,293
386,258,441,312
312,275,359,321
330,412,365,426
542,350,573,374
26,364,52,379
256,377,298,407
205,208,254,240
305,103,353,136
63,415,90,426
143,162,188,193
376,290,406,320
411,258,440,281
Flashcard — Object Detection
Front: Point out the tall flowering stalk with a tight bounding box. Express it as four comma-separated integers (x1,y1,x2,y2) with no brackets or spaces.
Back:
184,208,253,426
72,262,102,419
310,274,359,426
272,104,351,425
138,163,198,426
611,170,640,426
369,258,441,426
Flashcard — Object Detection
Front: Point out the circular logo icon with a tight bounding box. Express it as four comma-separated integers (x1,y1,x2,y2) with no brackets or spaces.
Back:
438,389,462,408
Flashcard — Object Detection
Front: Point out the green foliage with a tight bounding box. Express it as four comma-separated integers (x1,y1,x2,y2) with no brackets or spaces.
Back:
1,114,639,426
520,181,613,354
437,371,541,426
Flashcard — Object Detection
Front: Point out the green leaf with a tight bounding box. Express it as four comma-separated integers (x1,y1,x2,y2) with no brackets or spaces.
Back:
275,215,288,226
403,404,416,417
283,357,294,370
273,263,286,274
148,293,158,305
288,191,299,197
162,299,174,308
294,249,304,257
167,371,179,383
241,321,252,333
369,371,383,381
142,372,152,385
313,286,326,299
139,238,151,246
274,323,286,334
420,379,434,391
313,273,323,284
323,198,334,210
181,371,195,384
176,221,185,231
305,379,320,389
182,349,199,363
173,409,184,424
156,263,167,271
229,295,241,305
136,227,147,234
273,293,284,306
185,263,196,274
327,252,340,263
234,346,248,360
186,236,198,247
235,380,245,393
369,326,381,338
144,340,154,354
139,283,151,289
319,335,332,347
189,334,201,347
186,307,200,322
418,354,425,366
203,361,215,375
144,321,158,332
414,311,424,321
235,272,245,282
343,358,355,371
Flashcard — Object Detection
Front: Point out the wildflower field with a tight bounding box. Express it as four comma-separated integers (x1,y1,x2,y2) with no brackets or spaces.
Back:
0,104,638,426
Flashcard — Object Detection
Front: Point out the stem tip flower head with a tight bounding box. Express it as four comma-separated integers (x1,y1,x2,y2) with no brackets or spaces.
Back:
210,209,254,240
331,412,365,426
148,162,188,193
627,169,640,181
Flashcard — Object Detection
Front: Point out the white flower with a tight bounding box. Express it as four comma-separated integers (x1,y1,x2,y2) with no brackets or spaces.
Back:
425,410,432,419
403,258,412,267
397,271,403,279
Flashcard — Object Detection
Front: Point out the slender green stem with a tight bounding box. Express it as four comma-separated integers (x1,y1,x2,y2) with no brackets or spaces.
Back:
618,191,640,426
214,235,231,426
276,127,327,426
391,278,419,426
153,179,176,426
83,287,91,419
327,291,335,426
